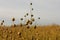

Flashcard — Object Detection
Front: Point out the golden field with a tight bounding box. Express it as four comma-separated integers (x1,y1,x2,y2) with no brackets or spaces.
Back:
0,24,60,40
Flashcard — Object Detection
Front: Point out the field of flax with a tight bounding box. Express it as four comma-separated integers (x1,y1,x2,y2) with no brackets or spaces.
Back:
0,24,60,40
0,3,60,40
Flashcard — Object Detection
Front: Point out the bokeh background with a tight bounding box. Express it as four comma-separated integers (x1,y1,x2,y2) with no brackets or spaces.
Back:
0,0,60,26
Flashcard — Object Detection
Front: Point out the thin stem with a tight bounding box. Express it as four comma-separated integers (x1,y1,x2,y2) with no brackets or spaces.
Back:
30,3,33,19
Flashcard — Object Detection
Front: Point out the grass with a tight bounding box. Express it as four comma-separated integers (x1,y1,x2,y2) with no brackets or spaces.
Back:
0,24,60,40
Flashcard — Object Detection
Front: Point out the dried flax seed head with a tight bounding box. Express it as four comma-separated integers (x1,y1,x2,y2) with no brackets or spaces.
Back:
31,14,34,18
20,23,23,27
14,24,16,27
12,17,15,27
18,32,21,35
29,21,32,25
26,13,29,16
12,17,15,22
20,18,23,21
24,15,26,17
25,20,30,25
26,19,32,25
34,25,37,29
9,30,12,34
31,18,35,22
32,8,34,11
30,3,32,5
2,20,4,23
38,17,40,19
27,20,31,24
26,22,28,25
27,25,30,29
1,22,3,25
18,32,22,37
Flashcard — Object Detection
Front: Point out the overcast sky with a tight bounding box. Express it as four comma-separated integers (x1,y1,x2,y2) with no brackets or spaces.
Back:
0,0,60,25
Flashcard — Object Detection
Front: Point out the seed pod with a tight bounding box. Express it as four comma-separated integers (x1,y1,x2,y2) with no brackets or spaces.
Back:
26,22,28,25
18,32,21,35
30,3,32,5
29,21,32,25
20,18,23,20
31,18,35,22
31,14,34,17
18,32,22,37
20,23,23,27
2,20,4,23
14,24,16,27
24,15,26,17
12,18,15,22
27,25,30,29
32,8,34,11
34,25,36,29
26,13,29,16
38,17,40,19
9,31,12,34
1,22,3,25
27,20,30,24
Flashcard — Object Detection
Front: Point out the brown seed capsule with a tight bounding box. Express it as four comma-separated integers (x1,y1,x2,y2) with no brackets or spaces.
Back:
38,17,40,19
32,8,34,11
26,13,29,16
27,25,30,29
18,32,22,37
26,22,28,25
9,31,12,34
1,22,3,25
31,14,34,17
27,20,30,24
14,24,16,27
20,18,23,20
12,18,15,21
24,15,26,17
20,23,23,27
29,21,32,25
18,32,21,35
30,3,32,5
34,25,36,29
2,20,4,23
31,18,35,22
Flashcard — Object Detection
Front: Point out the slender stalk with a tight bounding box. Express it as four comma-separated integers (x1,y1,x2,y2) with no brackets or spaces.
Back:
30,3,33,19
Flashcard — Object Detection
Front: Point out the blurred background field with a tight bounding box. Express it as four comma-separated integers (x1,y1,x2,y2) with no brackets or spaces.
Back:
0,24,60,40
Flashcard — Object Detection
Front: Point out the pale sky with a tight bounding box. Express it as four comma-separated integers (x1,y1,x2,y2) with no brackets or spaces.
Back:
0,0,60,26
